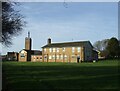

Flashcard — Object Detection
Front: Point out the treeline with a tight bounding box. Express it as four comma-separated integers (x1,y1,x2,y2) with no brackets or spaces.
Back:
93,37,120,59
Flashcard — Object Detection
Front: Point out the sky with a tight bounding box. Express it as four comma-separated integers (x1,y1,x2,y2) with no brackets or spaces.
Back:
1,2,118,55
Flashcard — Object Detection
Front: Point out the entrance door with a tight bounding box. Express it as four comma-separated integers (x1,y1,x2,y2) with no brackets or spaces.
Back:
77,56,80,63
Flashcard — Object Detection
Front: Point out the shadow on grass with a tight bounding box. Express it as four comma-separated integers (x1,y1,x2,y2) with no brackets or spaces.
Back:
2,61,120,91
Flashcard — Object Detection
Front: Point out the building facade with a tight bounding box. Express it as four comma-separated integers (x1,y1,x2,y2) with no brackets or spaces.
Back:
18,32,98,63
19,49,42,62
7,52,18,61
18,32,42,62
42,39,98,63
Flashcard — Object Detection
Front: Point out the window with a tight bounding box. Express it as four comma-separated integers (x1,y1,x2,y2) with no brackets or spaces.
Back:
64,55,67,60
44,48,46,52
53,48,56,52
72,47,75,53
20,54,25,58
56,55,59,59
56,48,59,52
44,55,47,60
49,48,52,52
37,57,39,60
63,47,65,52
77,47,81,52
40,57,42,60
72,55,75,58
52,55,55,59
60,55,63,59
49,55,52,59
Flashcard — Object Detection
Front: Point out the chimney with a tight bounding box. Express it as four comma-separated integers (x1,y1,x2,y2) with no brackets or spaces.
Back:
47,38,51,45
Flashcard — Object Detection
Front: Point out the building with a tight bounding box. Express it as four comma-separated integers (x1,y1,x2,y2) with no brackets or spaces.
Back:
18,32,42,62
19,49,42,62
18,32,97,63
7,52,18,61
42,38,98,63
25,32,32,50
92,50,98,61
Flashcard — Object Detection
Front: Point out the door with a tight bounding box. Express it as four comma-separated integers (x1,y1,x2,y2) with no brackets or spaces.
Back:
77,56,80,63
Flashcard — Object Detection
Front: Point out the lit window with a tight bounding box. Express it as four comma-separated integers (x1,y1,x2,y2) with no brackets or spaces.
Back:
63,47,65,52
44,48,46,52
49,55,52,59
77,47,81,52
64,55,67,60
57,55,59,59
53,48,56,52
56,48,59,52
52,55,55,59
64,55,67,58
72,47,75,53
49,48,52,52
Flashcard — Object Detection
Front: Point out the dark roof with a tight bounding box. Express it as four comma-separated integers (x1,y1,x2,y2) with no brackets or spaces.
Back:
42,41,93,48
21,49,42,55
31,50,42,55
92,50,99,53
7,52,18,54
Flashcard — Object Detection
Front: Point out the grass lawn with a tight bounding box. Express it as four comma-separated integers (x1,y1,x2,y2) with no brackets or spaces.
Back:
2,60,120,91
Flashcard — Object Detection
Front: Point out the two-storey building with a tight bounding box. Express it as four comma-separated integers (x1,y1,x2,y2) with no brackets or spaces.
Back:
42,38,98,63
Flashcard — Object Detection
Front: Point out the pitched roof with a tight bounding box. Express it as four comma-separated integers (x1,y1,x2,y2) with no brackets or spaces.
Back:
31,50,42,55
42,41,93,48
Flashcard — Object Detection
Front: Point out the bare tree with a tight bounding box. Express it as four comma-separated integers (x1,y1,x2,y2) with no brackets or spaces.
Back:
1,1,26,47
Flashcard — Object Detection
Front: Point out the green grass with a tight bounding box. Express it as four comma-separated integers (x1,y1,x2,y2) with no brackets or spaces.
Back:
2,60,120,91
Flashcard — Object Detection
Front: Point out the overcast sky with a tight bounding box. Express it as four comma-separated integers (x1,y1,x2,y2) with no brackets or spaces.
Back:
1,2,118,55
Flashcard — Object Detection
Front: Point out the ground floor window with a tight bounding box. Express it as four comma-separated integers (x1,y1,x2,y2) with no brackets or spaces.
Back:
57,55,59,59
64,55,67,60
60,55,63,59
20,54,25,58
44,55,47,60
52,55,55,59
49,55,52,59
72,55,75,58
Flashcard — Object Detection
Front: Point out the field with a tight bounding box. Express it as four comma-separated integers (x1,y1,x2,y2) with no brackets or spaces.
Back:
2,60,120,91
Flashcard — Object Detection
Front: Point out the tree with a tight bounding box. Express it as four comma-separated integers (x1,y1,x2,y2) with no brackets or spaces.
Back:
93,41,101,51
117,40,120,58
1,1,26,46
93,39,109,51
93,39,110,58
106,37,119,58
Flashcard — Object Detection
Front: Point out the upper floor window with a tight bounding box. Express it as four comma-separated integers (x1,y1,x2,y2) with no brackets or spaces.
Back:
63,47,65,52
77,47,81,52
44,48,46,52
53,48,56,52
49,48,52,52
72,47,75,53
56,48,59,52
